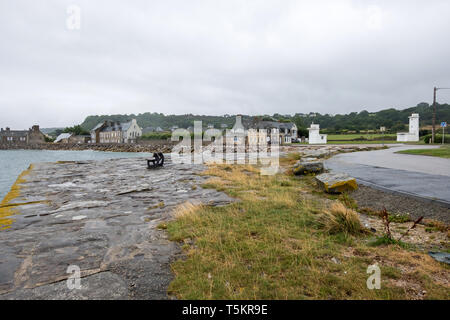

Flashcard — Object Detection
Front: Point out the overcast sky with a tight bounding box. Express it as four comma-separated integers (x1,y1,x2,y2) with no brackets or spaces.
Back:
1,0,450,128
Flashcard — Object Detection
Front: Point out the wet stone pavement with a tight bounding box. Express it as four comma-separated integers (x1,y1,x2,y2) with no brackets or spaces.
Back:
0,157,234,299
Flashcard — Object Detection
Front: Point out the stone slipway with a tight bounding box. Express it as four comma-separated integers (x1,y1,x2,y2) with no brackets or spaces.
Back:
0,157,234,299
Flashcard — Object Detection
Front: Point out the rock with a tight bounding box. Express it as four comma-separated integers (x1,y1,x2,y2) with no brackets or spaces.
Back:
293,159,324,175
428,252,450,265
331,257,340,264
315,172,358,194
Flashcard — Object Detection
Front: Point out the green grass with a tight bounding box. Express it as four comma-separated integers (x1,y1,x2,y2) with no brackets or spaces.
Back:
396,146,450,158
327,140,398,145
327,134,397,141
165,164,449,300
325,133,398,145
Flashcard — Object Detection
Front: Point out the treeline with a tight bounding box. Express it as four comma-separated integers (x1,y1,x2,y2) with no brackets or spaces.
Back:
79,102,450,134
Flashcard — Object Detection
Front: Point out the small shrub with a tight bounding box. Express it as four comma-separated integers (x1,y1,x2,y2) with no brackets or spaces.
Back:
388,212,411,223
338,193,358,211
369,235,409,249
423,134,450,144
319,202,363,235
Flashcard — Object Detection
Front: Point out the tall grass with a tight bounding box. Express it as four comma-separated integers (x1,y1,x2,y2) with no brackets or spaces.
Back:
319,202,363,235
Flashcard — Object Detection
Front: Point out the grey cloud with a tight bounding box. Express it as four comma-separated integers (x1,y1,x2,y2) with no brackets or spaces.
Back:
1,0,450,128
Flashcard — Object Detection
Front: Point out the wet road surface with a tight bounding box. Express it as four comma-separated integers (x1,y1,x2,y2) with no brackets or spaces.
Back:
325,145,450,205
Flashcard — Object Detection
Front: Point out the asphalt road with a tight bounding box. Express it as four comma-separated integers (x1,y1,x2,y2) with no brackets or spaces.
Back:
325,145,450,205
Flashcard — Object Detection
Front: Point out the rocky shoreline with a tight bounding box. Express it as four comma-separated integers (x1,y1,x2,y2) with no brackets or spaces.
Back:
0,141,176,153
0,156,234,299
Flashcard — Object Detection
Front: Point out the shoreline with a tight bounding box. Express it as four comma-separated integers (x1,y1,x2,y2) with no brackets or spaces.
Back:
0,156,234,299
0,141,176,153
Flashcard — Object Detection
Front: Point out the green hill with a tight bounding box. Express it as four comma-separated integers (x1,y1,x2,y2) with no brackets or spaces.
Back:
79,102,450,134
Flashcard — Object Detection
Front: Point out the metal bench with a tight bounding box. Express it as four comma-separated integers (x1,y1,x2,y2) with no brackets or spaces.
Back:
147,152,164,169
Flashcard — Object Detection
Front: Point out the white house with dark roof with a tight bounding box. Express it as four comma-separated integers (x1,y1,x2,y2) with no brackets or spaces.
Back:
121,119,142,143
227,116,298,145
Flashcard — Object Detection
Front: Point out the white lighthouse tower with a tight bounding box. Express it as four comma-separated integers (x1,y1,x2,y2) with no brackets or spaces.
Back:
397,113,419,142
308,123,327,144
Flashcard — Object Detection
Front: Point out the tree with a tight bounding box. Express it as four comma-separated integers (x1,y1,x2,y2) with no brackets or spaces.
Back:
63,125,90,135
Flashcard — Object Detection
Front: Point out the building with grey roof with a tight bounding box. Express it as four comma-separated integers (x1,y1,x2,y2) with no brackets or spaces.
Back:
0,125,46,145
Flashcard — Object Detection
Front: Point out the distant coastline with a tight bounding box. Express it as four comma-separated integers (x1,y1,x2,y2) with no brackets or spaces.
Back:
0,141,176,153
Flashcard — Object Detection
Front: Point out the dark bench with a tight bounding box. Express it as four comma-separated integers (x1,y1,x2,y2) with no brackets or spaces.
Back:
147,152,164,169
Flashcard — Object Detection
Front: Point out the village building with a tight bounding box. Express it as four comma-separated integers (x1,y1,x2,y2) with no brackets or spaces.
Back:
308,123,327,144
91,119,142,144
54,133,72,143
99,122,123,143
227,116,298,145
90,121,109,143
142,127,156,135
0,125,46,144
397,113,420,142
245,118,298,145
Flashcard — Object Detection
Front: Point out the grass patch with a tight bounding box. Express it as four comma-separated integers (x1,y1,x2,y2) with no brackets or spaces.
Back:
396,146,450,158
327,134,397,141
318,202,364,236
369,236,410,249
165,163,449,300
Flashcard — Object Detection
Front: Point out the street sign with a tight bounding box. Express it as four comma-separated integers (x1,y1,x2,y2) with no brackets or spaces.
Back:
441,122,447,128
380,127,386,132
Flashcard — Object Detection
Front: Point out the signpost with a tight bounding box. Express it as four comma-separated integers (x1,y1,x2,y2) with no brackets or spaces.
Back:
380,127,386,146
442,122,447,145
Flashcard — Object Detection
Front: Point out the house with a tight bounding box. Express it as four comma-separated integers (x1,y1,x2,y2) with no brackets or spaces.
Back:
0,125,46,144
243,118,298,145
90,121,109,143
227,116,298,145
121,119,142,143
54,133,73,143
308,123,327,144
99,122,123,143
69,135,91,144
397,113,419,142
91,119,142,144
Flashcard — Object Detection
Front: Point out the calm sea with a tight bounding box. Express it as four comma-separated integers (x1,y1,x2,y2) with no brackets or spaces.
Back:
0,149,152,201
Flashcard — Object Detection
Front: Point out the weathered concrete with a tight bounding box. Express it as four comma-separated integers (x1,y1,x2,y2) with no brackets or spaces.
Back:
0,157,234,299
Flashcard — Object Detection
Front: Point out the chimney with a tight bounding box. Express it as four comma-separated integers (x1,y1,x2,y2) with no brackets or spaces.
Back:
6,127,10,131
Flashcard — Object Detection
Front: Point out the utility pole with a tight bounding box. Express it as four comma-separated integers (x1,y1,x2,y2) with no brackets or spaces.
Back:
431,87,450,144
432,87,436,144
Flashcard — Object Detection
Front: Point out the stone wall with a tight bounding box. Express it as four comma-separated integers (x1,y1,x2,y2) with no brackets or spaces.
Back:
0,142,177,153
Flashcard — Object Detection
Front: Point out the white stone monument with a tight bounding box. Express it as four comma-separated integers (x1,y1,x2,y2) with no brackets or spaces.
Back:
308,123,327,144
397,113,419,142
